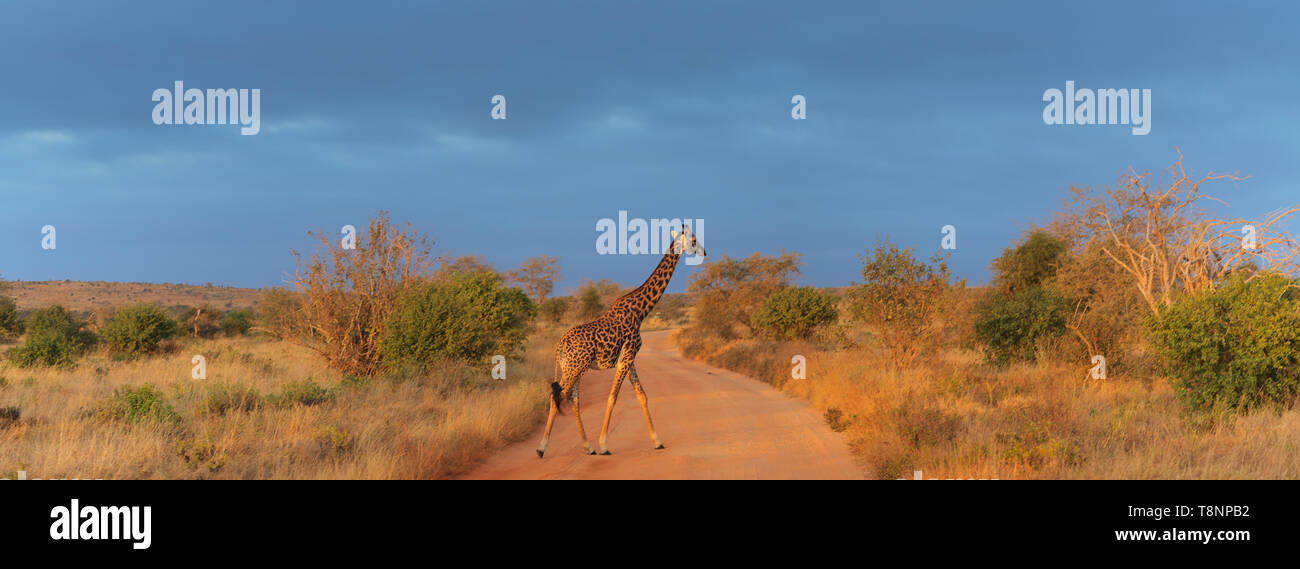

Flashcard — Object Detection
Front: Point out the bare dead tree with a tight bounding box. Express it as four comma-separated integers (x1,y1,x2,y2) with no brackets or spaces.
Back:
1061,150,1299,317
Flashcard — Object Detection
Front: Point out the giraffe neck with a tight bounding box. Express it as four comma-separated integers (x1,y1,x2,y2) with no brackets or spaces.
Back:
619,249,681,322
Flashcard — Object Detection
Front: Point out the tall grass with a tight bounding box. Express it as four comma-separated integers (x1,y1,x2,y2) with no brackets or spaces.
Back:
673,328,1300,479
0,328,558,479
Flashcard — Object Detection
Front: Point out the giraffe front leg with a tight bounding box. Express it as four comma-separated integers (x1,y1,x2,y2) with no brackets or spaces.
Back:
598,365,628,455
630,366,665,449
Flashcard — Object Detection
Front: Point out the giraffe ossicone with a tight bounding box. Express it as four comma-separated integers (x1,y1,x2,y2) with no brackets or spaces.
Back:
536,224,705,458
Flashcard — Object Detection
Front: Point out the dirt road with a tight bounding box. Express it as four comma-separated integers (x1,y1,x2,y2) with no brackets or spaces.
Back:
462,330,865,480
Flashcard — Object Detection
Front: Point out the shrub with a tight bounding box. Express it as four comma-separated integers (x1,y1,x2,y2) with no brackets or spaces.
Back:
990,230,1069,294
267,379,337,408
538,297,569,323
686,251,803,338
0,296,20,339
508,255,561,303
1048,240,1150,370
102,303,178,357
380,272,535,368
972,287,1072,367
6,305,96,367
198,383,261,415
752,286,838,341
432,254,500,280
221,310,253,336
177,304,222,338
845,239,959,368
648,295,688,323
893,400,963,448
0,405,19,427
823,407,849,432
256,287,301,338
287,212,435,376
1146,272,1300,412
95,385,182,427
576,284,604,319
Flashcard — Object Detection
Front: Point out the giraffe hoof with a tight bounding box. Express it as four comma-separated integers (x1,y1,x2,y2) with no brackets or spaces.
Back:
655,444,666,450
599,450,612,455
536,449,544,458
586,449,597,455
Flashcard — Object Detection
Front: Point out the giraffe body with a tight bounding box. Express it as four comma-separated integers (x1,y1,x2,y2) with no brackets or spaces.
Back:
536,225,705,458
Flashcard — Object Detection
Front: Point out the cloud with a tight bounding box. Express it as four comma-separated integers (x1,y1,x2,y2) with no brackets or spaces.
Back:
6,129,75,146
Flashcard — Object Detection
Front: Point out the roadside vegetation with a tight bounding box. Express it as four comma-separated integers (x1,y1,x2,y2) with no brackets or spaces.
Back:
0,214,561,479
673,154,1300,479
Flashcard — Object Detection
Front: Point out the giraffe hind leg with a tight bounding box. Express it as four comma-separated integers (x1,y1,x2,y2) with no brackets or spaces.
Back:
630,366,665,449
563,375,595,455
536,396,559,458
598,364,628,455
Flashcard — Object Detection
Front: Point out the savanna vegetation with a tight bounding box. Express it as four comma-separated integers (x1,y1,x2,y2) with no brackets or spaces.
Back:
673,154,1300,479
5,154,1298,480
0,214,567,479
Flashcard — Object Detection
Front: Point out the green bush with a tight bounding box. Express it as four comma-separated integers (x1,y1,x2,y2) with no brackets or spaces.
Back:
380,272,535,369
0,296,20,339
990,230,1069,294
538,297,569,323
972,286,1072,367
221,310,253,336
577,286,603,319
95,384,182,427
1146,273,1300,412
267,379,337,408
256,287,301,339
972,230,1076,367
751,286,838,340
198,383,261,415
177,305,222,338
845,240,958,368
102,303,178,357
6,305,96,367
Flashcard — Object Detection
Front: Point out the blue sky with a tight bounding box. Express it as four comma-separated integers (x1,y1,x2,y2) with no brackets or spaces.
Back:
3,1,1298,294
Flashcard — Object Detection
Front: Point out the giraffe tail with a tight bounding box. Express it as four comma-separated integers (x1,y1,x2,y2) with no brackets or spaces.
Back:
550,381,564,415
550,358,564,415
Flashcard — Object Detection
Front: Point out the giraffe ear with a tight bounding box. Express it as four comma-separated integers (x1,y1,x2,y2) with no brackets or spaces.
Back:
671,229,679,239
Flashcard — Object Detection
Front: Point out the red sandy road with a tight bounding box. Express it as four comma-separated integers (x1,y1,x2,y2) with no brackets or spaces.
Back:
462,330,865,480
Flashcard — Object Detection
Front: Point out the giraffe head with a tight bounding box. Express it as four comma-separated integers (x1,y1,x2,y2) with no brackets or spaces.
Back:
670,224,706,257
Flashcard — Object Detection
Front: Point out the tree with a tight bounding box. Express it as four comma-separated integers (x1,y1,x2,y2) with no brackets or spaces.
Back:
539,297,569,323
221,310,253,336
255,287,301,339
178,304,222,338
577,285,603,319
990,230,1069,295
509,255,561,303
1057,151,1299,316
686,251,803,338
845,238,959,369
972,230,1073,366
287,212,434,376
0,296,19,339
432,254,499,281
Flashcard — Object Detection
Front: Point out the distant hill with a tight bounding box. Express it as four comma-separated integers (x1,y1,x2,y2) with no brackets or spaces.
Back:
3,280,264,314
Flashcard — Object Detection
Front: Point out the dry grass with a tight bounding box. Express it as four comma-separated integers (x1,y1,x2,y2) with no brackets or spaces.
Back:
0,328,558,479
6,281,261,314
674,331,1300,479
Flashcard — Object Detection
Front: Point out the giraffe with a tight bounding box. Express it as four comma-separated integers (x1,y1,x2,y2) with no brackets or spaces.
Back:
536,224,706,458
